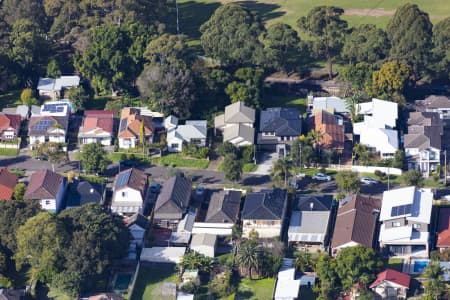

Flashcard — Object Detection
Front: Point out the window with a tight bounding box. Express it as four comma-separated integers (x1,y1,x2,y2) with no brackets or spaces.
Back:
413,223,421,229
171,143,179,149
191,139,202,145
122,191,127,197
391,221,401,227
45,200,51,205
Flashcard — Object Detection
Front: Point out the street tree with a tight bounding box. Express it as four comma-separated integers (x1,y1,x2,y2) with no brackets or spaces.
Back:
401,170,424,187
432,17,450,81
335,171,360,196
137,63,196,119
263,23,301,72
236,239,261,279
387,3,433,80
15,212,67,291
370,61,411,101
335,246,383,290
297,6,348,79
353,143,372,166
37,142,67,172
80,143,108,174
200,4,265,66
223,152,243,182
270,158,292,187
341,24,389,64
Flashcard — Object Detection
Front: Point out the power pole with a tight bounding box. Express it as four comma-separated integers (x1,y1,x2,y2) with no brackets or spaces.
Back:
445,151,447,186
387,165,390,191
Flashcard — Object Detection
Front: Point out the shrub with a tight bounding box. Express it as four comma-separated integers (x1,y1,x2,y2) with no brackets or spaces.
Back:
241,146,254,163
374,170,386,180
209,270,236,298
180,281,198,294
182,144,209,159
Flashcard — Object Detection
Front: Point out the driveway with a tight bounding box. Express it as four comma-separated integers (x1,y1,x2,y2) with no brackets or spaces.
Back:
252,151,278,175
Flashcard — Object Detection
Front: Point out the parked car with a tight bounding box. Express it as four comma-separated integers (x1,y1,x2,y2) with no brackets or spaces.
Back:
360,177,379,185
34,154,48,161
150,182,161,193
120,159,139,167
312,173,332,181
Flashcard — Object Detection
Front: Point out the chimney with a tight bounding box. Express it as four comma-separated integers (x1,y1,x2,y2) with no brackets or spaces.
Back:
310,202,314,210
90,188,94,194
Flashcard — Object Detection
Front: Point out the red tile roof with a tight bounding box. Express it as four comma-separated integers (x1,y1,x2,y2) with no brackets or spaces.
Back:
24,169,64,200
437,208,450,247
84,110,117,117
370,269,410,289
0,113,21,133
80,116,114,134
0,168,18,200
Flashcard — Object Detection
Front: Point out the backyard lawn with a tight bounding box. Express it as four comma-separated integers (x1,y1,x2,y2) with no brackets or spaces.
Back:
387,258,404,272
223,277,276,300
130,264,178,300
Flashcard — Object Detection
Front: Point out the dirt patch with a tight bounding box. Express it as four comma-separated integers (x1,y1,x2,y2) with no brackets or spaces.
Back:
344,8,395,17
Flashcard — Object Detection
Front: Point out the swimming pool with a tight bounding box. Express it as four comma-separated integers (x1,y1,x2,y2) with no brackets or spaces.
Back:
413,260,429,273
114,273,132,291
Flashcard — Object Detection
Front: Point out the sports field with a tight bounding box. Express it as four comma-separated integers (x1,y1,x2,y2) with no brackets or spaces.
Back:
176,0,450,40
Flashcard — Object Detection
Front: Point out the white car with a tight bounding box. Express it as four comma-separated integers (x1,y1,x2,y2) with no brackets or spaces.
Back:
360,177,379,185
312,173,332,181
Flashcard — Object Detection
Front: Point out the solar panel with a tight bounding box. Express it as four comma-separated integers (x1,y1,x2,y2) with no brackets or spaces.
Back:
120,118,128,132
391,204,412,217
56,106,64,112
116,170,131,188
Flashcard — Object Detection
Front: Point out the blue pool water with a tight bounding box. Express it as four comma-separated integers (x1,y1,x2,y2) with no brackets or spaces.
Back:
413,260,429,273
114,273,132,291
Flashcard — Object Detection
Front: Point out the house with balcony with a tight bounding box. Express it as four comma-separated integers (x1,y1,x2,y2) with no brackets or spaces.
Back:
353,98,399,158
118,108,154,149
241,189,287,238
214,101,255,147
257,107,302,156
0,113,21,141
165,116,207,152
78,110,116,146
404,112,443,177
379,186,433,258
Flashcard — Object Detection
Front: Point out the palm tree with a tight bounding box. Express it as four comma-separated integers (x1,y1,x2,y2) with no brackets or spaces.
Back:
270,158,292,187
178,251,214,274
236,240,261,280
345,96,360,124
307,129,324,164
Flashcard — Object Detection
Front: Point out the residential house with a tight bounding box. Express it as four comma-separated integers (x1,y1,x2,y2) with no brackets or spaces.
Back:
66,180,104,208
273,258,301,300
0,168,18,201
310,96,349,114
118,108,154,149
379,186,433,258
28,102,70,146
24,169,67,213
2,104,30,119
416,95,450,120
111,168,148,216
0,113,21,141
153,175,192,228
257,107,302,156
369,269,411,299
37,75,80,100
436,208,450,251
404,112,443,177
353,98,398,158
78,110,116,146
214,101,255,147
190,233,217,257
241,189,287,238
0,288,25,300
165,116,207,152
308,110,344,151
192,189,242,235
288,194,333,251
331,194,381,256
126,213,150,248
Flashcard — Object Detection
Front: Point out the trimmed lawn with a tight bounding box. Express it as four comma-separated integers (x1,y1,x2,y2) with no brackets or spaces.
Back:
130,264,178,300
387,258,404,272
224,277,276,300
0,148,19,156
260,95,307,113
155,153,210,169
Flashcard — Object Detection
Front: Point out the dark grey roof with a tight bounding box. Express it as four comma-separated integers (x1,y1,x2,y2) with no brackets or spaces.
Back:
404,112,443,150
67,180,103,207
126,213,150,229
294,194,333,211
421,95,450,109
154,175,192,219
241,189,287,220
205,190,242,223
259,107,302,136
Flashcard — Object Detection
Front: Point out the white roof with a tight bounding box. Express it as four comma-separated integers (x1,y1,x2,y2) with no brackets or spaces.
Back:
140,247,186,263
177,292,194,300
38,76,80,91
313,96,349,113
15,105,29,118
274,267,300,300
379,224,429,243
172,121,207,141
37,78,56,91
190,233,217,248
165,115,179,131
358,127,398,154
380,187,433,224
299,274,316,286
278,268,295,280
356,98,398,128
133,107,164,118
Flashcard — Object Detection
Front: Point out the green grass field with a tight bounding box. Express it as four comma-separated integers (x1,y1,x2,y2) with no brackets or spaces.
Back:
176,0,449,42
222,277,276,300
130,265,178,300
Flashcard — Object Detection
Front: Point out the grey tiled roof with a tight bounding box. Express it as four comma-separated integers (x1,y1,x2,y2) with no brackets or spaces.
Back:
241,189,287,220
259,107,302,136
67,180,103,207
205,190,242,223
154,176,192,219
294,194,333,211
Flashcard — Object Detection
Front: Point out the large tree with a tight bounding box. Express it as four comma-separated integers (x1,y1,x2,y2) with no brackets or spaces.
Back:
335,246,383,290
423,259,445,300
315,254,338,300
263,23,301,72
335,171,360,196
200,4,265,66
236,240,261,279
15,212,68,290
387,3,433,80
80,143,108,174
298,6,348,79
341,24,389,64
370,61,411,101
432,17,450,81
223,152,243,182
144,33,190,68
1,0,47,29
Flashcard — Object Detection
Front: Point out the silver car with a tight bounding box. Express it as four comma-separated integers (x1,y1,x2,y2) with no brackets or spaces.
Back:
312,173,332,181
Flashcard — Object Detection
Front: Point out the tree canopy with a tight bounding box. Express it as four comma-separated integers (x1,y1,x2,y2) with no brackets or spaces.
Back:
200,4,265,66
80,143,108,174
370,61,411,101
263,23,301,72
432,17,450,81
